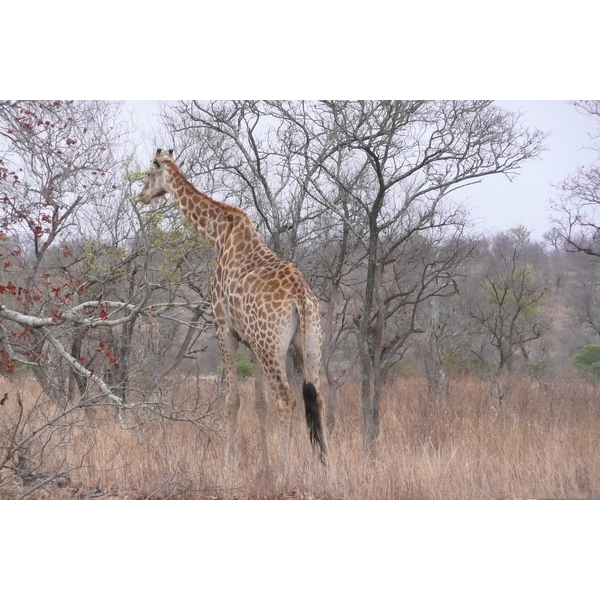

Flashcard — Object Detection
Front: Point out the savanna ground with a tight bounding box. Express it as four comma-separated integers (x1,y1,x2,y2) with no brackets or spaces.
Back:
1,370,599,500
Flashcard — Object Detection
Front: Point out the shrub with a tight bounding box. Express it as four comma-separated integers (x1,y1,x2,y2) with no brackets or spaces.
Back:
235,352,254,378
217,352,254,379
572,345,600,376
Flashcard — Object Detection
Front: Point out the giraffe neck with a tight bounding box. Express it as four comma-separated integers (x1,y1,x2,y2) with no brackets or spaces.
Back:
166,169,243,253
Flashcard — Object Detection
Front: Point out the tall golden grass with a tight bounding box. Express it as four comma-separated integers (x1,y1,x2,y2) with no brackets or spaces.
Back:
1,371,599,499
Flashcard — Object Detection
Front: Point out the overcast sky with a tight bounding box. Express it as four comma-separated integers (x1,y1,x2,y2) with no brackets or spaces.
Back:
123,100,598,240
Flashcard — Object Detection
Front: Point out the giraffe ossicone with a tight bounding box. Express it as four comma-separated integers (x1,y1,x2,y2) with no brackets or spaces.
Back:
139,149,328,468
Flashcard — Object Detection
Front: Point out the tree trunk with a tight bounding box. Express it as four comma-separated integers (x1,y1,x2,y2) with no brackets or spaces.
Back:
424,293,449,406
360,257,383,452
68,327,88,403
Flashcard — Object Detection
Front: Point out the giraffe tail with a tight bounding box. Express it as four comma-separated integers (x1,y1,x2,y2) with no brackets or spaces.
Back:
296,294,327,463
302,381,325,454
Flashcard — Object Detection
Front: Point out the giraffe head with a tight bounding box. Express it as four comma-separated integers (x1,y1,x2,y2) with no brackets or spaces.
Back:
139,149,177,204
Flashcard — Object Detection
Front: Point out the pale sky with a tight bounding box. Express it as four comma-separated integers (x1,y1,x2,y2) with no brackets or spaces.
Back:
462,100,597,238
123,100,598,240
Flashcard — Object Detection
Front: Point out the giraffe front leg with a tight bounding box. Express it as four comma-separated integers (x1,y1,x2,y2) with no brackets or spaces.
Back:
218,329,240,471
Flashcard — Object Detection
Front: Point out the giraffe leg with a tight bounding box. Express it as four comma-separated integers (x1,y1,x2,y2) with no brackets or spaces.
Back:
218,328,240,470
264,367,296,469
251,351,270,470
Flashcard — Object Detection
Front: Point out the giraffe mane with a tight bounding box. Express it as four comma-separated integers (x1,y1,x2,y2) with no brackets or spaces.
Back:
157,154,247,217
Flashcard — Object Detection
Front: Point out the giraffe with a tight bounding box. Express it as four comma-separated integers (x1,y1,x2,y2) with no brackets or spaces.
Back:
139,149,328,469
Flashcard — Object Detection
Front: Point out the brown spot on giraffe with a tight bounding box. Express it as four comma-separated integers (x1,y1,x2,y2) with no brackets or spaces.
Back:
139,149,328,469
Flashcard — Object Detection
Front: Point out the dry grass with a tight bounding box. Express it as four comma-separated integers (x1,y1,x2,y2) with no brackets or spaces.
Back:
1,371,600,499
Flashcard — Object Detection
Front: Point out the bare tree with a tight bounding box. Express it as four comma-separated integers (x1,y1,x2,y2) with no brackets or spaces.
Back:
466,228,549,402
414,235,482,405
547,102,600,355
299,201,361,430
303,101,546,448
562,247,600,337
543,227,571,293
549,101,600,256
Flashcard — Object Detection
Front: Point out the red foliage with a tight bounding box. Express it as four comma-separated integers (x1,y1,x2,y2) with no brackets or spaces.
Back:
0,350,14,374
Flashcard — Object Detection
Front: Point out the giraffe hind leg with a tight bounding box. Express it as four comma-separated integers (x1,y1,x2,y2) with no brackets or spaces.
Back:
262,367,295,469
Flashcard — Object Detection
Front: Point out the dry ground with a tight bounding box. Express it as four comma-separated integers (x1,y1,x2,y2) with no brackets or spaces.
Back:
1,372,599,499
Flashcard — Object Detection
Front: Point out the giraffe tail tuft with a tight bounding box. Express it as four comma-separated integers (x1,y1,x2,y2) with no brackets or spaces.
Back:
303,381,326,461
